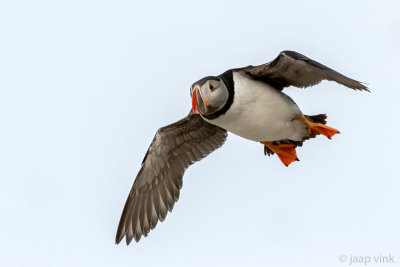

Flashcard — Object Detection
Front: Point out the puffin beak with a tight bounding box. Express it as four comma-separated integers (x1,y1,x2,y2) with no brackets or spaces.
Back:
192,88,202,114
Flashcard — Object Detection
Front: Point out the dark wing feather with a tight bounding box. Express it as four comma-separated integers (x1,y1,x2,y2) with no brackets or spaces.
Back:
244,50,368,91
116,113,227,244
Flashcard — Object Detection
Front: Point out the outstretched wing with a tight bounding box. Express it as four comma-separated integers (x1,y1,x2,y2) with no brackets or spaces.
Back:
116,113,227,244
244,50,368,91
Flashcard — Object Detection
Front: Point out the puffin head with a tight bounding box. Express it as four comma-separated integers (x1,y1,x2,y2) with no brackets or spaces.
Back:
190,76,229,116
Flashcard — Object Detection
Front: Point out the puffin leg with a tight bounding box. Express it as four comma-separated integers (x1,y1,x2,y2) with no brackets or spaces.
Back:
261,142,299,167
298,115,340,139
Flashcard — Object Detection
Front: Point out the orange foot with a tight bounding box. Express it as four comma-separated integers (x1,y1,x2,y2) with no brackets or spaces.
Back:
261,142,299,167
298,115,340,139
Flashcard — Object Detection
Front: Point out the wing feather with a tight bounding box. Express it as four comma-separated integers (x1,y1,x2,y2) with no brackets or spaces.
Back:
244,50,368,91
116,113,227,244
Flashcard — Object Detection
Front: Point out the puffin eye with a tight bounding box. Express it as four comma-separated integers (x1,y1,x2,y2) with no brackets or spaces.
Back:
209,84,214,90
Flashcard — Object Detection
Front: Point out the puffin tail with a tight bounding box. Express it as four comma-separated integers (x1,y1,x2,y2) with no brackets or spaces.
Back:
304,114,327,125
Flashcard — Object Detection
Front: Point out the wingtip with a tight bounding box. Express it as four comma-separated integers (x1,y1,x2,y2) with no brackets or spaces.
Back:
115,232,124,245
134,233,142,243
126,235,134,245
115,230,138,246
363,86,371,92
356,82,370,92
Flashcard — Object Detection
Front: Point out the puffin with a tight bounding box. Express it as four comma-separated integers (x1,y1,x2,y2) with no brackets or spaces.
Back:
115,50,368,244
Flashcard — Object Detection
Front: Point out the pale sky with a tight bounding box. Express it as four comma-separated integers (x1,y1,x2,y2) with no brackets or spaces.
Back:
1,0,399,266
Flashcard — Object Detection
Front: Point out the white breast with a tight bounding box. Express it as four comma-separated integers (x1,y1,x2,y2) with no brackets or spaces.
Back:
203,72,307,142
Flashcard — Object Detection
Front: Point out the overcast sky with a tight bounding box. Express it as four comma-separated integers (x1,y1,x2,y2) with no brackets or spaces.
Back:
1,0,399,266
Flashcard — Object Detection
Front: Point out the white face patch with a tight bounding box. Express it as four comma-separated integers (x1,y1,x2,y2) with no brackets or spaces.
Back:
197,79,229,115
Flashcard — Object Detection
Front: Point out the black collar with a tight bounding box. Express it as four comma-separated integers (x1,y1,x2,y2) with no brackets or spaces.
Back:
201,69,236,120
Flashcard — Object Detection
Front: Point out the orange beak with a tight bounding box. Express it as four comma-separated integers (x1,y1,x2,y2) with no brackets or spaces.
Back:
192,88,201,114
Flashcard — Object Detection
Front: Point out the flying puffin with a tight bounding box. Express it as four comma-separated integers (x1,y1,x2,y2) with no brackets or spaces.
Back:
116,50,368,244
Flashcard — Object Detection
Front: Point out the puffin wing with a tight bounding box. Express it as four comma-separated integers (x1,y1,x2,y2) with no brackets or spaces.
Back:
116,112,227,244
244,50,368,91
